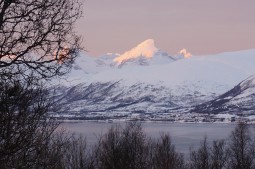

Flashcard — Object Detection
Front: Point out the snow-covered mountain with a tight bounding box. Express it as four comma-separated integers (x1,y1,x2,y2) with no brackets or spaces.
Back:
192,75,255,114
52,39,255,119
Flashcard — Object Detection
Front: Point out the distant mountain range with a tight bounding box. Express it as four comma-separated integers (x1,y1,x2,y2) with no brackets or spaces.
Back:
52,39,255,120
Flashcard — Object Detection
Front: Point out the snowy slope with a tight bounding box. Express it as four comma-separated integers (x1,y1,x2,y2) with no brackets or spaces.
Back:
63,50,255,95
192,75,255,114
114,39,158,64
53,39,255,116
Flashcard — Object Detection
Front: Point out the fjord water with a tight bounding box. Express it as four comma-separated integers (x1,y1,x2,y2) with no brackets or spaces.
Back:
61,122,234,155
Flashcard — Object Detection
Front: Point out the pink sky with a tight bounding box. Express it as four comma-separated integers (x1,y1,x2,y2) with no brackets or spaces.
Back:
76,0,255,56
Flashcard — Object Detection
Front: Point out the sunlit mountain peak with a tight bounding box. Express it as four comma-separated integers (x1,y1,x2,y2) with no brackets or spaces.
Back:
113,39,158,64
178,48,192,58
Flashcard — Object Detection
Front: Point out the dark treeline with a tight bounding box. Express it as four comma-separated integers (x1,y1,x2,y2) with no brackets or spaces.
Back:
1,103,255,169
62,122,255,169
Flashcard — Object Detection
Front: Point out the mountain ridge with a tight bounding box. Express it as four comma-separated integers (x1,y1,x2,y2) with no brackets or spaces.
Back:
192,75,255,114
52,40,255,121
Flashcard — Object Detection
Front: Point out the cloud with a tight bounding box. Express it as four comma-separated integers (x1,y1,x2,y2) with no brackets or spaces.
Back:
178,48,192,58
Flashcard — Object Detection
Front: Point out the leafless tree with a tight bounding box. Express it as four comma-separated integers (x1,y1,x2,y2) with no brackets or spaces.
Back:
120,123,149,169
210,140,228,169
189,137,210,169
189,137,229,169
0,77,60,168
94,124,123,169
0,1,84,167
151,134,185,169
63,135,95,169
95,123,150,169
0,0,83,79
227,122,255,169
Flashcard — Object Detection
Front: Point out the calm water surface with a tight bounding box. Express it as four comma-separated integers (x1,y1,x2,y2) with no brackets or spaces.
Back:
61,121,235,155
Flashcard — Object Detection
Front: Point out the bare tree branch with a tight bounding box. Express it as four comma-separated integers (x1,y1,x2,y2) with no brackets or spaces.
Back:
0,0,83,78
